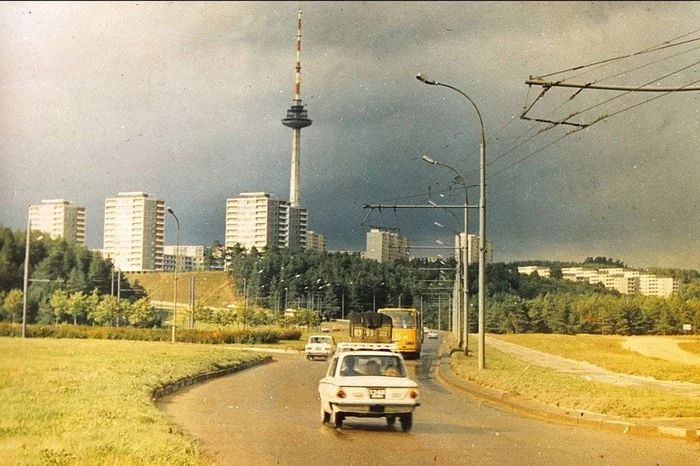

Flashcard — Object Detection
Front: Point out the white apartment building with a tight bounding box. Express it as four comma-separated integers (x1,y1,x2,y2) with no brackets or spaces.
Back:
163,245,205,271
364,228,409,263
225,192,307,253
456,233,494,264
306,231,326,252
562,267,681,297
639,274,679,297
103,192,165,272
28,199,85,245
517,266,551,278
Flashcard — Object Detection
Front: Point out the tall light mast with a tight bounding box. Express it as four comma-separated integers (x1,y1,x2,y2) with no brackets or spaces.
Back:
282,1,312,207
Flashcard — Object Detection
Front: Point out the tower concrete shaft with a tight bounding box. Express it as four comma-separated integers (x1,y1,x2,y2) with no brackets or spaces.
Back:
282,1,311,207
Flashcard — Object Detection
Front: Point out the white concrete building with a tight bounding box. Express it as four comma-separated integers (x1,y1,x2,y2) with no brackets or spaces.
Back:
364,228,409,263
562,267,681,297
306,231,326,252
163,245,205,271
102,192,165,272
225,192,307,253
639,274,680,297
517,266,551,278
28,199,85,245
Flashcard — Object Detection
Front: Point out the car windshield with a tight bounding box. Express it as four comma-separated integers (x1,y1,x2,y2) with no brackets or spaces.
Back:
339,355,406,377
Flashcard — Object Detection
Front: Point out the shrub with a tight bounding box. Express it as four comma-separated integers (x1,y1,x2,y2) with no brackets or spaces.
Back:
0,323,283,345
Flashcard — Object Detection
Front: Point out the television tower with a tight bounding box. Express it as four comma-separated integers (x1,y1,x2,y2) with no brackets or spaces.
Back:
282,1,312,207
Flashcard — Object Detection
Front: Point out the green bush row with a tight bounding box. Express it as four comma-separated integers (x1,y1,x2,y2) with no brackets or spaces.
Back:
0,323,302,344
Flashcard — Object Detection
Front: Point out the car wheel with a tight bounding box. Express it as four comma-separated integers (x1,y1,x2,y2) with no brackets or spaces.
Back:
400,413,413,432
386,416,396,427
320,405,330,424
331,410,344,429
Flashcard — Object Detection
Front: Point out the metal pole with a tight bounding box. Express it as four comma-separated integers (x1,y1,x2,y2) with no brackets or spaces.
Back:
417,72,486,367
478,134,486,369
22,213,30,339
422,156,468,354
167,208,180,343
462,196,469,356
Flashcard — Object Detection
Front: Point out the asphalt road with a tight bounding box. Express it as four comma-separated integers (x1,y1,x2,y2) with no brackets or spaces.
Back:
158,339,700,465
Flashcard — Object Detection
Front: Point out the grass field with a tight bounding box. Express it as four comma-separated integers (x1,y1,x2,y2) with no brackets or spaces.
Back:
448,334,700,418
0,338,265,465
491,333,700,384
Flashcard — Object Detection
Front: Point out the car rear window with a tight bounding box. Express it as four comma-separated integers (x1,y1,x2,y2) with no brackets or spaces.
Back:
339,355,406,377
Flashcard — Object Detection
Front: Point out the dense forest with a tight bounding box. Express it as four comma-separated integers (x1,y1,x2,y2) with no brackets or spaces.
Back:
2,225,699,335
226,246,700,335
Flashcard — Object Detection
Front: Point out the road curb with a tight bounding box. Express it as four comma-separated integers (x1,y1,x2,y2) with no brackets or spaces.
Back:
234,346,303,355
152,356,273,401
435,352,700,442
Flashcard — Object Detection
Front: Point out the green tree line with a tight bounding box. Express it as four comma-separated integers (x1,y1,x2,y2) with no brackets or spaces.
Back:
0,226,147,325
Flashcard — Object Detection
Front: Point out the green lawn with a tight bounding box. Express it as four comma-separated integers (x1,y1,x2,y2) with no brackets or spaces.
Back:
447,334,700,418
0,338,266,465
491,333,700,384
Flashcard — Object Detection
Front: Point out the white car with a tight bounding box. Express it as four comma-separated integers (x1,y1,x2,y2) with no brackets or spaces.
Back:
318,347,420,431
305,335,337,360
427,330,438,339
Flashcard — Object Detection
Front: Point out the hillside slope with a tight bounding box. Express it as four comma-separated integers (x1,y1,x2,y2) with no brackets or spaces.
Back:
125,271,238,308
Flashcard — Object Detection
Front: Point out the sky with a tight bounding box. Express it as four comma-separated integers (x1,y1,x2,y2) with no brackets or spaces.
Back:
1,1,699,270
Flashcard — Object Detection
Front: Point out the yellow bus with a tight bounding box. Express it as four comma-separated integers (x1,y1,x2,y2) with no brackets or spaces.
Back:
378,308,422,359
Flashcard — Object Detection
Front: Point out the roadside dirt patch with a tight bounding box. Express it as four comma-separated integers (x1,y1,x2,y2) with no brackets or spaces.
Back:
621,337,700,365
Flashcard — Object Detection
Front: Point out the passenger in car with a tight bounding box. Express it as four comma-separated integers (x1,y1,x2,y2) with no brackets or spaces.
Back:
384,359,401,377
340,357,361,376
364,360,381,376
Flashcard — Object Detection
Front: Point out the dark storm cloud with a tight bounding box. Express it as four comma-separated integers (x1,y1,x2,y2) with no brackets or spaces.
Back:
1,1,699,269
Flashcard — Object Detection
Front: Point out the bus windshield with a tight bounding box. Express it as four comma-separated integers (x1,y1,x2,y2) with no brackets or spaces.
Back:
383,311,415,329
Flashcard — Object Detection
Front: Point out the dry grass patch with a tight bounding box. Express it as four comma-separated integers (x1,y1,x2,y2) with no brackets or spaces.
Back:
126,271,236,308
450,335,700,418
492,334,700,384
0,337,265,465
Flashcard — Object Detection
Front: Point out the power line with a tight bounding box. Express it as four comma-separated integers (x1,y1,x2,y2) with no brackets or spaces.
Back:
536,30,700,79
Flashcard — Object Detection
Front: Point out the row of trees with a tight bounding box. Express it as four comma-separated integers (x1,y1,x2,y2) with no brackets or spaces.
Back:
194,305,321,330
1,288,161,328
0,226,145,325
486,292,700,336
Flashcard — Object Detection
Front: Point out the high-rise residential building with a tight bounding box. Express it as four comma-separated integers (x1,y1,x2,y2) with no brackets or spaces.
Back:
306,231,326,252
456,233,493,264
163,245,205,272
102,192,165,272
364,228,409,263
225,192,307,254
28,199,85,245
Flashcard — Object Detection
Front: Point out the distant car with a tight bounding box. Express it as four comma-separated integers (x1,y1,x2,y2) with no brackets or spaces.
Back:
427,330,438,339
319,346,420,431
321,327,331,333
305,335,337,361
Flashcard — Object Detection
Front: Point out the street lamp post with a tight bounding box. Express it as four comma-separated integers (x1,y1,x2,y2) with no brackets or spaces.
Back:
423,156,469,356
417,73,487,369
22,211,31,339
167,207,180,344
